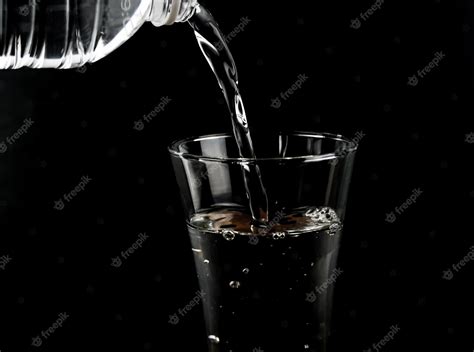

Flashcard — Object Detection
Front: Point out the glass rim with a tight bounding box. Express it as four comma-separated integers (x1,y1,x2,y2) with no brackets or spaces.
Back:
168,131,358,163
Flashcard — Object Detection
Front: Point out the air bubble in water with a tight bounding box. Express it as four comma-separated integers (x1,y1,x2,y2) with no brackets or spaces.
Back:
328,222,342,235
242,268,250,274
229,281,241,288
204,259,210,264
305,207,319,218
208,335,220,344
272,232,286,240
222,230,236,241
306,207,339,224
306,207,342,234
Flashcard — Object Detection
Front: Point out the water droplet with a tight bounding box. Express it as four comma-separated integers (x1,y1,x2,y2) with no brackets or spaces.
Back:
229,281,241,289
222,230,236,241
204,259,210,264
208,335,220,344
242,268,250,274
272,232,286,240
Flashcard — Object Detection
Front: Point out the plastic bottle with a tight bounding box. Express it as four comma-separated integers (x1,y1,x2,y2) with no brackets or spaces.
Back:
0,0,198,69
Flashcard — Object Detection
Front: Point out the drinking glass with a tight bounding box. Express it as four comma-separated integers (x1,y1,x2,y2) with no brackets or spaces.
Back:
169,132,358,352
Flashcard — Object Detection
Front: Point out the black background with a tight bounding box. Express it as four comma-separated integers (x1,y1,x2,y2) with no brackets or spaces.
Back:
0,0,473,351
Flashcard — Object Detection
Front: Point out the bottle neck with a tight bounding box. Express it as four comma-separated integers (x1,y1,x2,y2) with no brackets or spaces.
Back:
149,0,198,26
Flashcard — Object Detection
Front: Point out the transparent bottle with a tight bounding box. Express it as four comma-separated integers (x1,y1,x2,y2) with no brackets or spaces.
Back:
0,0,198,69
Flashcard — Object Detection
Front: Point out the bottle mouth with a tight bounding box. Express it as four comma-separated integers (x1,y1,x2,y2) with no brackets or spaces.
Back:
151,0,197,26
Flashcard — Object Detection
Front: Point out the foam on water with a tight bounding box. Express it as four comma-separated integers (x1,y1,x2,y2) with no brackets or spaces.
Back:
189,206,342,237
